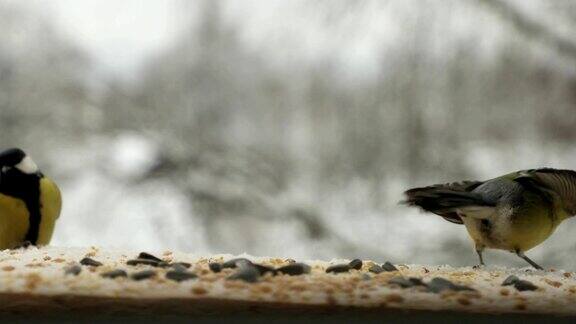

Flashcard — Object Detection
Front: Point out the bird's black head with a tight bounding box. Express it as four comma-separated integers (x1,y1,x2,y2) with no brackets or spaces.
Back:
0,148,39,175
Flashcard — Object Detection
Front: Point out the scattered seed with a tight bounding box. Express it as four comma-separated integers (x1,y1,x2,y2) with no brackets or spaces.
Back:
131,270,157,281
544,279,562,288
502,275,520,286
369,265,384,274
514,280,538,291
326,264,351,274
382,262,398,272
166,270,198,282
428,277,475,293
228,263,260,283
192,287,208,295
276,263,311,276
389,276,414,288
457,297,471,306
64,265,81,276
385,294,404,303
138,252,163,263
348,259,362,270
127,259,160,267
222,258,252,269
209,262,222,273
101,269,128,279
80,257,102,267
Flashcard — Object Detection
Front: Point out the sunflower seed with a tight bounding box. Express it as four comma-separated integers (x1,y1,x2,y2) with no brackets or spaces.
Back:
502,275,520,286
138,252,163,263
348,259,362,270
382,262,398,272
64,265,81,276
80,257,102,267
254,264,277,276
514,280,538,291
428,277,475,293
408,277,427,287
276,263,311,276
127,259,160,267
369,264,384,274
209,262,222,273
131,270,157,281
171,262,191,269
228,264,260,283
389,276,414,288
101,269,128,279
170,263,190,272
166,270,198,282
326,264,351,274
222,258,252,269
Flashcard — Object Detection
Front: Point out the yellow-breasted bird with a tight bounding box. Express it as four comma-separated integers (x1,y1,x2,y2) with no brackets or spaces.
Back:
403,168,576,269
0,148,61,249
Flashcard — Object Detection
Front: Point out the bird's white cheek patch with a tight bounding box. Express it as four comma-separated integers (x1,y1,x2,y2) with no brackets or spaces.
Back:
15,156,39,174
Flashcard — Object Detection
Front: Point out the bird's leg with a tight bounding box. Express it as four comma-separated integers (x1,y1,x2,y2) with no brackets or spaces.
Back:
515,250,544,270
473,244,485,269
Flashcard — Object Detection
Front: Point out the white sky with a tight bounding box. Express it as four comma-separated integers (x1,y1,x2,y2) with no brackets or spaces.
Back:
34,0,186,78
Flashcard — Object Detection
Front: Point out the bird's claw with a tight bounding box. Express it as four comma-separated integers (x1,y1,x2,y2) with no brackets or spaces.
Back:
14,241,33,249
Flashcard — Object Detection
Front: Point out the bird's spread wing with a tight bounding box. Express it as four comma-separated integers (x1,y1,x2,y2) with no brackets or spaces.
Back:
515,168,576,215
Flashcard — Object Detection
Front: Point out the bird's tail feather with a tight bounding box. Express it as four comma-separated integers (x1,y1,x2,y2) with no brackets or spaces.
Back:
402,181,488,224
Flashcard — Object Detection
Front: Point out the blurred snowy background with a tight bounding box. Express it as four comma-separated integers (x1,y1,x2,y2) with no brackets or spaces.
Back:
2,0,576,269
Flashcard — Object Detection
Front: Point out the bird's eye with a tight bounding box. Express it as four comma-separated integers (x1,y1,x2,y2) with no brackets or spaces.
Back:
1,166,11,173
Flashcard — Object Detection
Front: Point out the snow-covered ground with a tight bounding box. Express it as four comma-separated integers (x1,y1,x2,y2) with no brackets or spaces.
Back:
1,246,575,316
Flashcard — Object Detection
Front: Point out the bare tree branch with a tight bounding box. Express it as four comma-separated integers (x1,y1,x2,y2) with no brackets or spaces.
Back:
479,0,576,64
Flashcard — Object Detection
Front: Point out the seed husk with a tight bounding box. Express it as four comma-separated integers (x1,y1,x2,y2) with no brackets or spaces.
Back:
428,277,475,293
138,252,163,263
80,257,103,267
101,269,128,279
131,270,157,281
369,264,384,274
514,280,538,291
382,262,398,272
276,263,311,276
502,275,520,286
326,264,351,274
209,262,223,273
64,265,81,276
348,259,362,270
166,270,198,282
